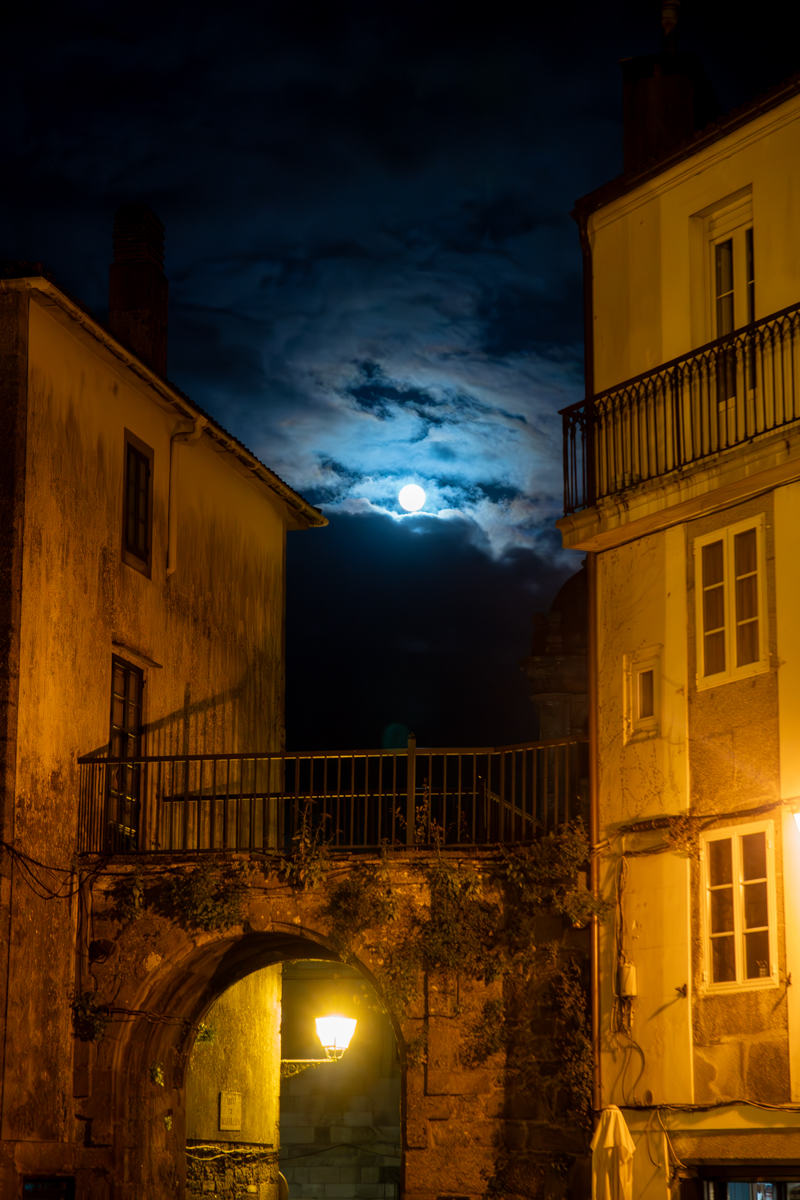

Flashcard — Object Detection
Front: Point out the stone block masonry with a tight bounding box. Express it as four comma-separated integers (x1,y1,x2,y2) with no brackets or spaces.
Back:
186,1141,280,1200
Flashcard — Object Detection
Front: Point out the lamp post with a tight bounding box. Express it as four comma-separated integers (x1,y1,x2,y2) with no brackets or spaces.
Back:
280,1014,357,1078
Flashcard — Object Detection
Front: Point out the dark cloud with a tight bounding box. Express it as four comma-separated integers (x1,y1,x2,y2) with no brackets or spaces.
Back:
286,510,579,750
3,0,797,743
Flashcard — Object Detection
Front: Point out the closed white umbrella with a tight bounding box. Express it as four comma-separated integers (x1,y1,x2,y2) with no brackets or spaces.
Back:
591,1106,636,1200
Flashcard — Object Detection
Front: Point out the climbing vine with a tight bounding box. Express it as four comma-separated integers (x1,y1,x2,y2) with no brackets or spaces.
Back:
167,859,253,931
95,817,603,1196
276,802,332,889
70,991,111,1043
663,809,706,859
316,821,603,1153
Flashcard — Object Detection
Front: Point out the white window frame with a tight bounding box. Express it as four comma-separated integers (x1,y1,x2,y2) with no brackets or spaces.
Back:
689,186,754,349
706,201,754,340
701,821,777,993
623,647,660,743
693,514,768,690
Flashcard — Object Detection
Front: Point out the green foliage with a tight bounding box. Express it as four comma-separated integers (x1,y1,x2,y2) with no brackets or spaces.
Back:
70,991,111,1043
168,859,253,931
195,1023,217,1045
502,951,593,1128
277,804,332,889
418,858,500,981
322,861,398,952
372,937,422,1013
405,1029,428,1068
461,997,506,1067
149,1062,165,1086
500,822,610,944
112,866,146,924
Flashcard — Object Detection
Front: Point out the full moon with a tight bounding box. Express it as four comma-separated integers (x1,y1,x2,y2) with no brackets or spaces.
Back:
398,484,426,512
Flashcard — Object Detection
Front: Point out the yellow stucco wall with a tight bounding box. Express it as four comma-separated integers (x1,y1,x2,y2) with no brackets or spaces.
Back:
595,492,794,1190
569,81,800,1199
186,965,282,1145
590,93,800,392
3,291,292,1148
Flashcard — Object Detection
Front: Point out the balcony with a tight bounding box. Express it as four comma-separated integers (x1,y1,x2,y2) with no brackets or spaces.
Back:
77,736,588,855
561,302,800,514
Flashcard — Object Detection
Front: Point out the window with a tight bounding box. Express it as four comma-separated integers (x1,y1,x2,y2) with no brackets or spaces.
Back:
107,656,144,852
702,822,776,991
694,515,767,687
122,430,153,576
623,648,660,741
707,193,754,338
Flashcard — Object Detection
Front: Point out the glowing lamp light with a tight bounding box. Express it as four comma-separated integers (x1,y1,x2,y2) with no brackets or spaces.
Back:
398,484,426,512
315,1015,357,1060
794,811,800,838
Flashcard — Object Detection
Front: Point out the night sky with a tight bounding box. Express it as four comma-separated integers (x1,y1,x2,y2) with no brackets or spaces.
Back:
3,1,798,751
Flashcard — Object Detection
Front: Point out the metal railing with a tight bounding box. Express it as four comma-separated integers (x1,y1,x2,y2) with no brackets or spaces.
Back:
77,736,589,855
561,302,800,513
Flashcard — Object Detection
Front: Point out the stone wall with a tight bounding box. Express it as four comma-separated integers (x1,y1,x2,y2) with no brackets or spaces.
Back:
33,850,591,1200
280,961,401,1200
186,1142,279,1199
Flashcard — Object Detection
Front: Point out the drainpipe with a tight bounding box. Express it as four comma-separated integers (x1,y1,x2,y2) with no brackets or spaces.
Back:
574,200,602,1117
588,550,601,1118
167,416,207,575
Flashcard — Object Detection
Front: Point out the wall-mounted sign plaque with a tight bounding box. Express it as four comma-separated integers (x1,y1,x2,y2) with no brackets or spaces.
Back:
219,1091,242,1131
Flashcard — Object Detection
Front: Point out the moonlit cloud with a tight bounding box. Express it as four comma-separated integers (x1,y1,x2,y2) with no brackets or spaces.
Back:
169,224,584,561
4,0,791,745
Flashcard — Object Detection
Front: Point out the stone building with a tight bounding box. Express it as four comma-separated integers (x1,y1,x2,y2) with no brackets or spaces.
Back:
0,205,324,1197
0,205,592,1200
557,27,800,1199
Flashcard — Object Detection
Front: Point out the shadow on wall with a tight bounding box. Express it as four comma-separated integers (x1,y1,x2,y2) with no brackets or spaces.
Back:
84,647,283,761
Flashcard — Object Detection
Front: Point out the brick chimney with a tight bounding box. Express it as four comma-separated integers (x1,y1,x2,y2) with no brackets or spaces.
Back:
108,203,168,376
620,2,721,174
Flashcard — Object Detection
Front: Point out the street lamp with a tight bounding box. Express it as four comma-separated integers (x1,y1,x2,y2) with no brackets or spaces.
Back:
280,1013,358,1077
315,1015,357,1060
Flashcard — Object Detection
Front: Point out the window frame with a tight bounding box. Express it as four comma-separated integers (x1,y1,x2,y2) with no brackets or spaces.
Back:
693,514,768,690
107,655,146,853
122,429,154,577
623,647,661,742
702,190,754,341
701,820,778,994
689,187,753,350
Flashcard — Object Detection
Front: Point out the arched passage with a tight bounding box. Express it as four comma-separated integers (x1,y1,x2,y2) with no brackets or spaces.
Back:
93,921,404,1200
78,853,528,1200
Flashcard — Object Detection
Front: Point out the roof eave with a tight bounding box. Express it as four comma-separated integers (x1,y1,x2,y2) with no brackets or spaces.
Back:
1,274,327,530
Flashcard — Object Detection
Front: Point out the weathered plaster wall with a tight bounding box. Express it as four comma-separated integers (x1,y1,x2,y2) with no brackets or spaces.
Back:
186,966,281,1200
0,292,292,1186
683,496,788,1104
596,527,693,1124
590,92,800,391
774,480,800,1100
186,965,281,1143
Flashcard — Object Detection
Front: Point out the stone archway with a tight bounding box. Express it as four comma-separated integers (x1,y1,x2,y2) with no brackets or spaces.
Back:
78,859,416,1200
74,851,563,1200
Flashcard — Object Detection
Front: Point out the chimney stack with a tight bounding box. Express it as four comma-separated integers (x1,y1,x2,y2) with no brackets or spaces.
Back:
620,3,721,174
108,203,168,376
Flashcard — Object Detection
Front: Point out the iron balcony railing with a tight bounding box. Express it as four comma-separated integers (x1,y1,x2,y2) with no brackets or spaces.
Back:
77,736,589,855
561,301,800,514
